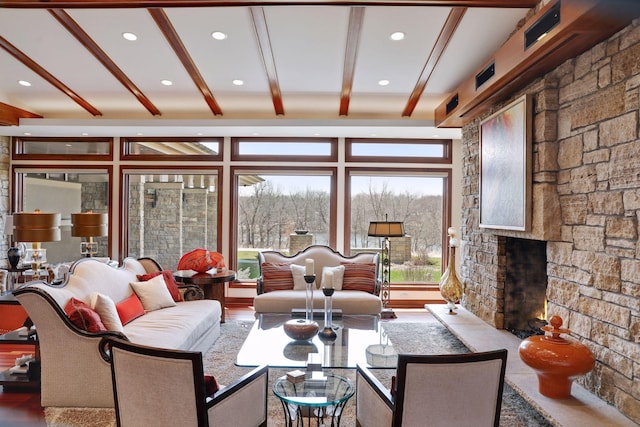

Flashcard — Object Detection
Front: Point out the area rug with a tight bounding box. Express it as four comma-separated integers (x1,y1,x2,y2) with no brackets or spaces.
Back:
45,320,553,427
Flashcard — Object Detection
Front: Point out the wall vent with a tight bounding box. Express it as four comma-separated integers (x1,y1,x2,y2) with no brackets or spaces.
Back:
445,94,459,114
525,1,561,49
475,62,495,90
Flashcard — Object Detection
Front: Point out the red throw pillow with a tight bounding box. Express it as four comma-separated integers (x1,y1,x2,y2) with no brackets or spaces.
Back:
116,293,145,325
137,270,183,302
204,374,220,396
178,248,226,273
64,298,107,333
261,262,294,293
341,263,377,293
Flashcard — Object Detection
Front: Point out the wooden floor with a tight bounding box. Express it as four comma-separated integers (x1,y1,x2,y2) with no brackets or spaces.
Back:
0,306,433,426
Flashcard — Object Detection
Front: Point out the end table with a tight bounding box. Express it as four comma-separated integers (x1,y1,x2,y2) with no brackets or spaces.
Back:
273,372,354,427
173,269,236,323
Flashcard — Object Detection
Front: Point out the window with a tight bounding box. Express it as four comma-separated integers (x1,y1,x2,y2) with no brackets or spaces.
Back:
121,137,223,161
14,137,112,160
232,137,337,161
348,169,451,284
346,138,451,163
233,168,335,280
122,169,220,270
13,168,111,264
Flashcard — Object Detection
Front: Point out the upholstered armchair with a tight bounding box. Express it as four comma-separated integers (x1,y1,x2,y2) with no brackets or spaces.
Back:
356,349,508,427
103,336,268,427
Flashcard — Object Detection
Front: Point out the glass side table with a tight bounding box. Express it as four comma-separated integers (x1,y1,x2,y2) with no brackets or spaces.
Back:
273,372,354,427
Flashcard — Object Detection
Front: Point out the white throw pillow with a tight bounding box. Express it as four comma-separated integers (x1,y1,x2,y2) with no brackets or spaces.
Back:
321,265,345,291
130,274,177,312
291,264,308,290
91,292,124,332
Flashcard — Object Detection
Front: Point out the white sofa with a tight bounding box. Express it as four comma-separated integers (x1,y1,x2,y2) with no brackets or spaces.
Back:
14,257,221,408
254,245,382,315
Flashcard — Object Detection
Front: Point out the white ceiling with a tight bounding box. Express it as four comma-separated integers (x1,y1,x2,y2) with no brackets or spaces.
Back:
0,2,533,138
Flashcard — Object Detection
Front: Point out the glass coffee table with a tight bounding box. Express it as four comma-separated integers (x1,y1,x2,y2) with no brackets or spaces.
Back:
273,372,354,427
236,313,398,369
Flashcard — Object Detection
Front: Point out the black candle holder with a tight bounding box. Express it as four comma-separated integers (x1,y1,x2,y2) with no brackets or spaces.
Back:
318,287,337,343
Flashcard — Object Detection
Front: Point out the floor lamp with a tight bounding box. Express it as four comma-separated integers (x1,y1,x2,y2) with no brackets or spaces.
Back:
368,216,405,319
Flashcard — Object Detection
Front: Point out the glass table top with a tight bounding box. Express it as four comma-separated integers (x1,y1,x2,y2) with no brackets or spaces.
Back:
235,313,398,369
273,373,354,407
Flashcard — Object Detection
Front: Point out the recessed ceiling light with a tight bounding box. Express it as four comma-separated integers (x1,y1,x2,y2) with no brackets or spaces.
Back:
252,132,260,136
378,79,390,86
18,80,31,87
161,80,173,86
390,32,405,41
137,132,143,136
211,31,227,40
232,79,244,86
196,132,203,136
65,144,72,147
81,132,89,136
122,32,138,41
23,132,31,136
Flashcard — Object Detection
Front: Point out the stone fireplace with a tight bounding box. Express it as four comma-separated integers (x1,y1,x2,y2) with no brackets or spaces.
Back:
504,237,547,336
459,19,640,424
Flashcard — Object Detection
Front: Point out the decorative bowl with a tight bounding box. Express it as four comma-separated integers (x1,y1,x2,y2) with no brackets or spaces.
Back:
283,319,319,341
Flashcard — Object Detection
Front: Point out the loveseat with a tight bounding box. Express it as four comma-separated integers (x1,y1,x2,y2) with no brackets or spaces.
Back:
14,257,222,408
254,245,382,315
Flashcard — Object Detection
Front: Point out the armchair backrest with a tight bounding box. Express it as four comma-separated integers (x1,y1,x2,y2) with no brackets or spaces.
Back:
394,349,508,427
105,337,208,427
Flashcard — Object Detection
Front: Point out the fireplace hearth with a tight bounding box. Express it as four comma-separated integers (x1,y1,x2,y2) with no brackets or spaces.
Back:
504,237,548,338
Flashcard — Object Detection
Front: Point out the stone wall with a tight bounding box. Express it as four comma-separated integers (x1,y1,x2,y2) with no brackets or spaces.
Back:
460,19,640,422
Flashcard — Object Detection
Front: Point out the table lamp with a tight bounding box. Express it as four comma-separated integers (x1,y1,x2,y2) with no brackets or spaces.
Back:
71,212,108,257
13,210,61,278
368,214,405,319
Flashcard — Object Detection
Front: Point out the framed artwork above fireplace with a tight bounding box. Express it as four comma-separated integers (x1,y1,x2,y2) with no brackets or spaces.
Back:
479,94,532,231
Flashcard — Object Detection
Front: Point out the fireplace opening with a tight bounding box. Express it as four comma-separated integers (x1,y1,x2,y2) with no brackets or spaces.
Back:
504,237,548,339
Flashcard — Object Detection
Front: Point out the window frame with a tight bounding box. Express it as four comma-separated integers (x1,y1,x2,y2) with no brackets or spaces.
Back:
345,138,452,164
229,166,338,274
13,137,113,161
12,165,114,258
231,137,338,162
344,166,453,282
119,165,223,260
120,137,223,161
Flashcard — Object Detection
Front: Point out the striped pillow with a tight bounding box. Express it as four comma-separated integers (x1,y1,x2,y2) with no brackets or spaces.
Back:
261,262,294,293
341,262,377,293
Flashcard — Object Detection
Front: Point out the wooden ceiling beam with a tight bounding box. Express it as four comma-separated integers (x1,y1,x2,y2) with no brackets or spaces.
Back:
0,1,540,10
50,9,161,116
0,35,102,117
402,7,465,117
435,0,640,127
0,102,41,126
250,6,285,116
149,8,223,116
339,7,365,116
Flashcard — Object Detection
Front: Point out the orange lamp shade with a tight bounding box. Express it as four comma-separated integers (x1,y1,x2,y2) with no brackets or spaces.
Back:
71,213,108,238
13,211,61,242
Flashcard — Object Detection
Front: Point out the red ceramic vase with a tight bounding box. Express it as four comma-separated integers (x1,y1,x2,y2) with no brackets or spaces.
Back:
518,315,595,399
